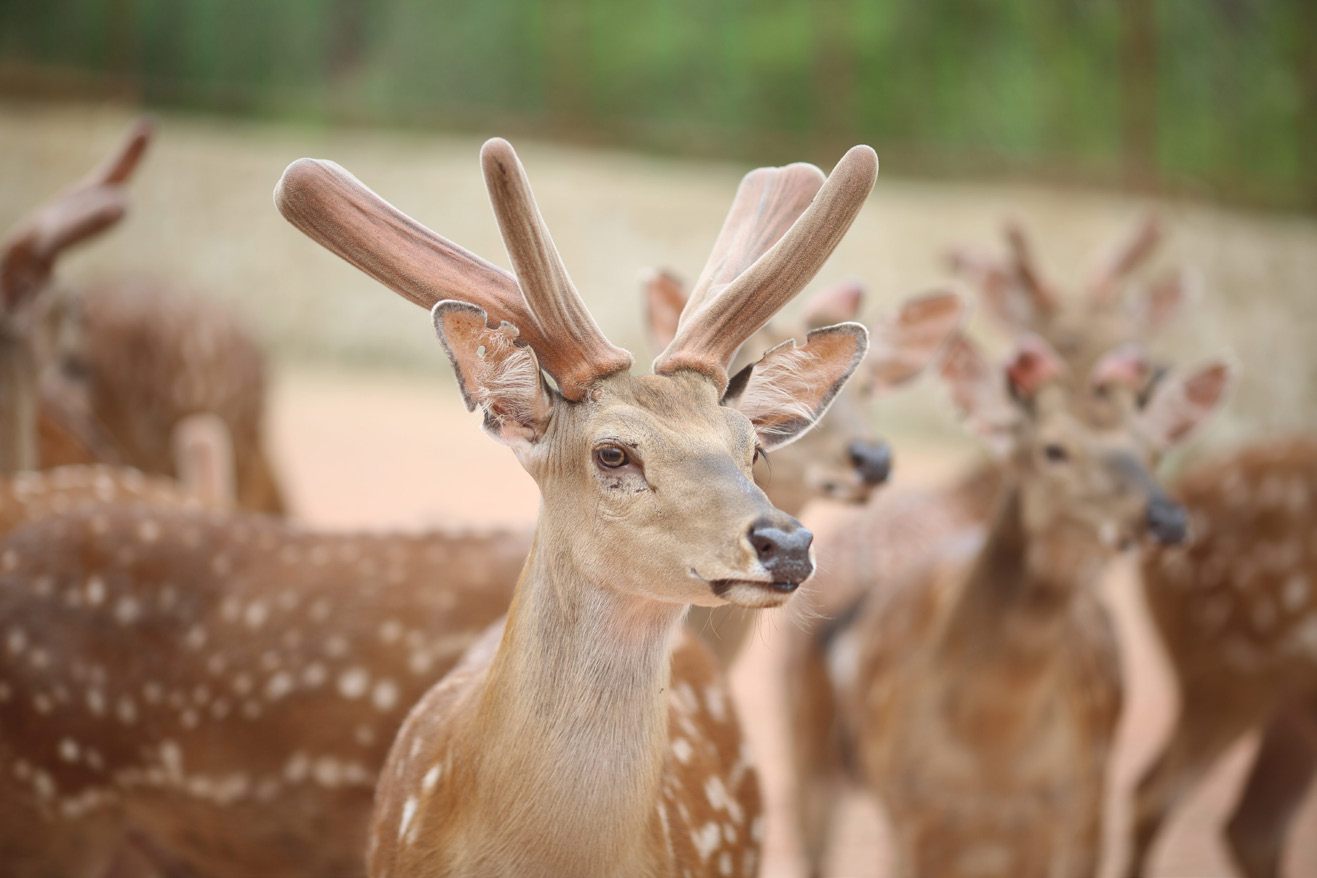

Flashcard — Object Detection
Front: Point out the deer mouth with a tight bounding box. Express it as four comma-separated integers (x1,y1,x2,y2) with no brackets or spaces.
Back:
694,571,802,608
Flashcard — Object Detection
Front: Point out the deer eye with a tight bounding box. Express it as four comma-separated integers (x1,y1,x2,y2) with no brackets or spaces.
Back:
1043,443,1069,463
594,445,629,469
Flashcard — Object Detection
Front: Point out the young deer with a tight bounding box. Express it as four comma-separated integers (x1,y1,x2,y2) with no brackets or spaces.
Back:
1127,436,1317,878
790,335,1230,878
0,117,285,512
274,139,878,877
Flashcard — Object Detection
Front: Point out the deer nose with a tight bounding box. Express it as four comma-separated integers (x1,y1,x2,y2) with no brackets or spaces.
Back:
1146,498,1189,545
748,517,814,589
848,439,892,486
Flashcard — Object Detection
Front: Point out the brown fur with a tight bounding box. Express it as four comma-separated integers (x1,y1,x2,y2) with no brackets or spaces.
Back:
788,337,1228,877
0,493,528,877
1129,437,1317,877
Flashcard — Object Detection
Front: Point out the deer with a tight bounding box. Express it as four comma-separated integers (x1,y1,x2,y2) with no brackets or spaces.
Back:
944,217,1317,877
0,116,285,512
644,271,964,664
0,137,878,878
787,333,1231,878
272,138,880,877
1126,435,1317,878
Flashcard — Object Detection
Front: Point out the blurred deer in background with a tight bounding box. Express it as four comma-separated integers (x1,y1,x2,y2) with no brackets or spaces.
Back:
946,217,1317,877
274,139,877,877
0,117,284,512
1128,436,1317,878
789,336,1230,878
645,271,963,664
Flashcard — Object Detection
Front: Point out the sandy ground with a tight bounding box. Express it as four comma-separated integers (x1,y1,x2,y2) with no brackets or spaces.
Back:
269,366,1317,878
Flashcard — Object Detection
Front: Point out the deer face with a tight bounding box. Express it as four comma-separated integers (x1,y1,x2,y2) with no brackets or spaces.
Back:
1010,383,1183,548
943,335,1231,551
435,302,867,610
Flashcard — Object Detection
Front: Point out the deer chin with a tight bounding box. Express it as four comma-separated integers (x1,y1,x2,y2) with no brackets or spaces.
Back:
693,571,802,609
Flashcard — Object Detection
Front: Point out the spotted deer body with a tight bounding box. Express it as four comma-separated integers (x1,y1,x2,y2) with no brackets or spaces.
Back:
1128,437,1317,877
272,138,879,877
791,336,1229,877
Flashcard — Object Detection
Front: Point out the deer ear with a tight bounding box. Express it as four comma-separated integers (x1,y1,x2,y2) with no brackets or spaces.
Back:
1004,334,1066,401
868,291,965,393
939,334,1016,449
432,301,553,449
800,278,864,329
1141,360,1232,448
640,269,687,351
724,323,868,451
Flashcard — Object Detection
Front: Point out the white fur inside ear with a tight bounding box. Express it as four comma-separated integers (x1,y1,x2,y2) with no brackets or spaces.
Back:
736,345,821,443
469,328,543,423
432,300,552,447
731,323,868,451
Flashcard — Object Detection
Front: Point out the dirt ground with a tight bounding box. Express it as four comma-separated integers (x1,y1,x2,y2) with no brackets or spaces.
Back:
268,366,1317,878
6,101,1317,875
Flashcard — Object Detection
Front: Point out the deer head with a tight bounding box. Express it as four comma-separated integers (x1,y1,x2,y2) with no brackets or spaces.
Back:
948,213,1192,375
643,271,962,513
278,138,877,607
941,333,1231,552
0,118,153,473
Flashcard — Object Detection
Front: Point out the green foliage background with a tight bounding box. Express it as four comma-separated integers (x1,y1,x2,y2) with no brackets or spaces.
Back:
1,0,1311,210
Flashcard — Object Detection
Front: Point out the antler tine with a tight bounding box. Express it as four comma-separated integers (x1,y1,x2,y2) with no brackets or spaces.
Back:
1088,212,1163,302
82,116,154,188
275,157,536,333
1,118,155,310
1003,219,1057,311
654,145,878,391
679,163,825,332
480,138,632,400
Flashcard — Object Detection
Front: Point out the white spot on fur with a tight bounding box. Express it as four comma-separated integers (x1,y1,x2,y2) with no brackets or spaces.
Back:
398,796,419,842
672,737,693,764
372,679,399,712
422,764,441,792
338,667,369,699
692,821,721,862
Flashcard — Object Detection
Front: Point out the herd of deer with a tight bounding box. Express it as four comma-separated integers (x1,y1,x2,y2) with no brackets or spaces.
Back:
0,117,1311,878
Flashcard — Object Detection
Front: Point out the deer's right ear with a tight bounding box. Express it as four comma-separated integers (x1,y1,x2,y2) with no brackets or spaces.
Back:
641,269,687,351
432,301,553,448
724,323,868,451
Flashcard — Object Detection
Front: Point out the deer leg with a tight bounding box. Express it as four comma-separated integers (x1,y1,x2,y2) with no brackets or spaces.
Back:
786,636,845,878
1126,689,1259,878
1223,703,1317,878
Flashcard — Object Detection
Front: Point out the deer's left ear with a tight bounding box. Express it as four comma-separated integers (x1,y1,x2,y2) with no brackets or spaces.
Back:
1141,360,1232,448
724,323,868,451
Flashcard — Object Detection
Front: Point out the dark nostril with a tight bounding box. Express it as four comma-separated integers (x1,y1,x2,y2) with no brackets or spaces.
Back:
748,517,814,584
1146,499,1189,545
848,439,893,486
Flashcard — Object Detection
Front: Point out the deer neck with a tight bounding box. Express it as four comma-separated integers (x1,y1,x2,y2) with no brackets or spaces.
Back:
0,335,39,473
465,522,686,872
941,483,1109,669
